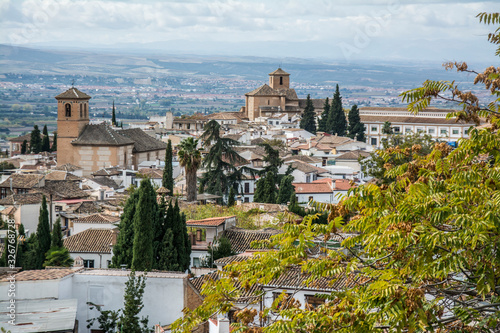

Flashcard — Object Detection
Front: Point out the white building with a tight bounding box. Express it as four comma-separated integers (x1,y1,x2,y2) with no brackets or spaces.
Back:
359,107,477,147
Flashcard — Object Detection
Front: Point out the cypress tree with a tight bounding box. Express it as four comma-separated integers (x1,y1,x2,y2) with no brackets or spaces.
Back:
299,94,316,134
119,270,149,332
112,189,139,268
51,132,57,152
152,196,167,270
36,195,51,268
277,175,295,204
254,171,278,204
131,179,156,271
111,101,117,126
162,140,174,195
42,124,48,136
227,186,236,207
171,200,190,272
21,140,27,154
347,105,366,142
331,85,347,136
51,218,63,248
22,233,39,270
30,125,42,154
317,97,330,133
158,228,178,271
41,135,50,152
16,224,27,269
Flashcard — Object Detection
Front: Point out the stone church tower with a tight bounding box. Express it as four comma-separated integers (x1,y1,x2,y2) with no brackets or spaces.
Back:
55,88,91,166
268,68,290,90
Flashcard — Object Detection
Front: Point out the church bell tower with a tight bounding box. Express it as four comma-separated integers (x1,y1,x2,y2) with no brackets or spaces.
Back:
55,87,91,165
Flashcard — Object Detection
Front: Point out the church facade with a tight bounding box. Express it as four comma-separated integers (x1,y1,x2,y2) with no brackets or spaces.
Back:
56,88,166,176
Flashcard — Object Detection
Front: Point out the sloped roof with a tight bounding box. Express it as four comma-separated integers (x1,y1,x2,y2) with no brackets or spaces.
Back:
37,180,89,200
0,192,44,205
92,167,122,176
283,155,322,164
278,88,298,100
207,112,242,121
72,124,135,146
63,228,113,253
224,228,281,253
8,133,31,143
265,266,365,291
55,163,83,171
55,87,91,100
246,84,278,96
137,168,163,179
186,216,235,227
69,201,102,214
269,68,290,75
298,98,326,109
90,177,121,189
0,206,16,216
73,213,119,224
45,170,82,181
189,270,262,303
0,269,75,282
293,182,332,194
214,253,252,266
118,128,167,152
336,150,371,160
287,160,328,174
0,173,44,189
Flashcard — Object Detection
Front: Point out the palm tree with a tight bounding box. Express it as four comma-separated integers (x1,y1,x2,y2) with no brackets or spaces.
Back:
177,137,202,202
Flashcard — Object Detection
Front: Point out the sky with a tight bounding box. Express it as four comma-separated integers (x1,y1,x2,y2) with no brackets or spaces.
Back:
0,0,498,63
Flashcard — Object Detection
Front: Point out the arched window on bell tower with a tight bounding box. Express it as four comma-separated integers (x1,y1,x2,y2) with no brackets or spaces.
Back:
280,76,283,85
80,104,83,117
84,103,87,118
65,103,71,117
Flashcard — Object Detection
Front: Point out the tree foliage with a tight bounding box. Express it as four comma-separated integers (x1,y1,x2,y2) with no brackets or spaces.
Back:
382,121,393,135
171,13,500,333
30,125,42,154
35,195,51,269
347,104,365,142
199,120,247,202
132,178,156,271
51,132,57,152
317,97,330,133
205,236,235,268
112,189,139,269
20,140,27,154
331,84,347,136
162,139,174,195
178,137,202,202
299,94,316,134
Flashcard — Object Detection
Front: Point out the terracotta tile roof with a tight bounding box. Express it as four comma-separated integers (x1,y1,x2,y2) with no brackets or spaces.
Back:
0,174,44,189
137,168,163,179
0,206,16,216
73,213,120,224
283,155,322,164
245,84,277,96
55,163,83,171
72,124,135,146
69,201,102,214
189,271,262,302
298,98,325,109
293,182,332,194
118,128,167,152
186,216,235,227
278,88,298,100
335,151,370,160
224,228,281,253
92,167,122,176
90,177,121,189
8,133,31,143
55,87,91,100
45,170,82,181
0,269,75,282
287,160,328,174
207,112,242,121
265,266,365,291
63,228,113,253
269,68,290,75
214,253,252,266
0,193,44,205
37,180,89,200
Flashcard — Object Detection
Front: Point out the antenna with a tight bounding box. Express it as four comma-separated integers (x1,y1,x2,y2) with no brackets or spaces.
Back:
71,79,75,87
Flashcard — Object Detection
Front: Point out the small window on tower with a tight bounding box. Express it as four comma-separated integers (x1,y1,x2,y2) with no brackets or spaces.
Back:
280,76,283,85
84,104,87,117
65,104,71,117
80,104,83,117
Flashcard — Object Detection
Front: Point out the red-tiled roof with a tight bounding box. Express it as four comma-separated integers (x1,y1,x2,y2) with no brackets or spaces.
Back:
63,228,113,253
186,215,235,227
0,269,75,282
73,213,120,224
293,182,332,194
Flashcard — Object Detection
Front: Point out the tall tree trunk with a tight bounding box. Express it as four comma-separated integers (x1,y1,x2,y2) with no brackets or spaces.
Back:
186,168,197,202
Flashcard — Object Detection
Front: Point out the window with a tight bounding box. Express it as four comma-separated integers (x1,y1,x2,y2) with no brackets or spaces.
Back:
416,128,424,133
440,129,448,135
193,257,200,267
187,123,190,129
80,104,83,117
405,127,412,133
84,103,87,117
306,175,311,183
371,126,377,132
280,76,283,85
65,103,71,117
273,292,293,310
464,128,469,135
308,196,314,202
371,138,377,145
83,260,95,268
107,260,111,268
452,129,459,135
305,295,326,309
428,128,435,134
393,126,400,133
244,197,249,203
244,183,250,194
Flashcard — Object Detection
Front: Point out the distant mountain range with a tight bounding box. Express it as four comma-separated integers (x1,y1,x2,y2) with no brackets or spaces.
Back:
0,43,481,89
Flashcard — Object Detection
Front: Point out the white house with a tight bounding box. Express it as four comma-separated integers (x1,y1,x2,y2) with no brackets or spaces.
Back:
282,160,329,183
63,228,116,268
71,213,120,235
293,178,354,204
0,268,190,333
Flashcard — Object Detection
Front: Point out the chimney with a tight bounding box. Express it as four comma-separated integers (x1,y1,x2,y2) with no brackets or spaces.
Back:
99,189,105,201
196,229,202,242
191,232,196,245
332,179,336,190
